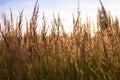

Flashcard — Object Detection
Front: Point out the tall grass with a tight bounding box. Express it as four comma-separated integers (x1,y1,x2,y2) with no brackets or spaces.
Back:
0,0,120,80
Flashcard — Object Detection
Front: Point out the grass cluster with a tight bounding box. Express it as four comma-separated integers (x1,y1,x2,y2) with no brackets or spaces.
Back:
0,0,120,80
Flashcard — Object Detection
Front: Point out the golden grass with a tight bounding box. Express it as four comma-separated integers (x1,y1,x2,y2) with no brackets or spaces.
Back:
0,0,120,80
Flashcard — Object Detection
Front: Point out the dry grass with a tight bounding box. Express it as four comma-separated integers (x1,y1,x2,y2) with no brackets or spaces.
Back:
0,0,120,80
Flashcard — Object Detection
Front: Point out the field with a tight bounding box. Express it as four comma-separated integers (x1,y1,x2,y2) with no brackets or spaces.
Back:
0,1,120,80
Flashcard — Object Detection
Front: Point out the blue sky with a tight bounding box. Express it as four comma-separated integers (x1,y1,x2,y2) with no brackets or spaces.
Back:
0,0,120,32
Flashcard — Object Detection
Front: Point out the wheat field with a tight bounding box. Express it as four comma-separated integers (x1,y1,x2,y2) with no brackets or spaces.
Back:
0,0,120,80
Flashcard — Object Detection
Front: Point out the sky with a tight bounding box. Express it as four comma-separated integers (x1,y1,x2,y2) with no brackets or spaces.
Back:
0,0,120,33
